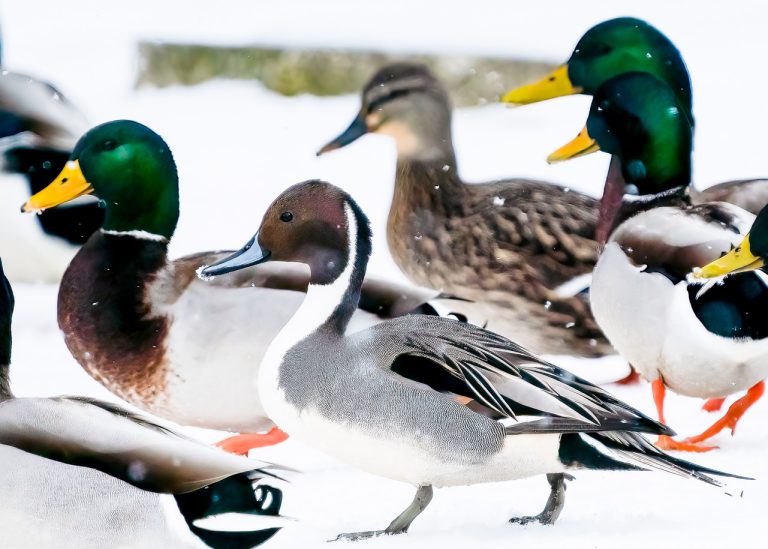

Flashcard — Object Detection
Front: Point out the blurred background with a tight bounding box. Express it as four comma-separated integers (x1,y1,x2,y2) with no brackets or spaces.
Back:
2,0,765,281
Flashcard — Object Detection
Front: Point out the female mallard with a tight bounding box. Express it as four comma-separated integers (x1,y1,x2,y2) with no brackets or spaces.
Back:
201,180,741,539
318,62,610,358
21,120,470,454
0,258,287,548
502,16,768,215
0,67,104,282
548,72,768,452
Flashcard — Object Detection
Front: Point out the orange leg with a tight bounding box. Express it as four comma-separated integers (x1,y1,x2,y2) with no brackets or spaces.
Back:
651,379,717,453
702,397,726,413
215,427,289,455
685,381,765,444
614,366,641,386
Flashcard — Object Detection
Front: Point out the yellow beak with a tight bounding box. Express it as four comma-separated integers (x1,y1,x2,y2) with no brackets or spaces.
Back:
501,65,583,105
692,235,766,279
21,160,93,213
546,127,600,164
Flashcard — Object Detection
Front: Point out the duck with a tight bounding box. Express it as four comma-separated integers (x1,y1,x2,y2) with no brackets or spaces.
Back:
0,66,105,282
0,257,288,549
200,179,743,539
546,71,768,452
501,16,768,215
20,119,478,454
317,62,611,358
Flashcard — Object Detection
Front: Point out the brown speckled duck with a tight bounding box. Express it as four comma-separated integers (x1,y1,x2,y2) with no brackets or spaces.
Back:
318,63,609,357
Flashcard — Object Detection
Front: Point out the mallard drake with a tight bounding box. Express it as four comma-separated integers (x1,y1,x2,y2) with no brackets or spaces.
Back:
318,62,611,358
20,119,476,454
502,16,768,215
201,179,742,539
0,258,287,549
0,68,104,282
548,72,767,452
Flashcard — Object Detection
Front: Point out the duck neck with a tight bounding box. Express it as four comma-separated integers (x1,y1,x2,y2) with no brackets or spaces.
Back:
276,202,371,350
393,149,465,216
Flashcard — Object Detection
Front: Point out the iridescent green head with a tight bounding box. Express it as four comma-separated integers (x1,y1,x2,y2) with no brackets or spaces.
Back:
503,17,693,125
22,120,179,239
549,72,692,194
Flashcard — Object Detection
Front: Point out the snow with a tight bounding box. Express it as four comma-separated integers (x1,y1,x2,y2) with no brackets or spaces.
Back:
2,0,768,547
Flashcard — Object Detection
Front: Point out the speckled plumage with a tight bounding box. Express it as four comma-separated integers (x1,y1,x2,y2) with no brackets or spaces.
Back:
388,157,607,356
320,63,610,357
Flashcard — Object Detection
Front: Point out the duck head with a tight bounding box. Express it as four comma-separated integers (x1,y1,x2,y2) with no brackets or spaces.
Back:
694,204,768,279
548,72,692,243
0,259,14,398
317,63,454,161
502,17,692,124
202,180,372,286
21,120,179,239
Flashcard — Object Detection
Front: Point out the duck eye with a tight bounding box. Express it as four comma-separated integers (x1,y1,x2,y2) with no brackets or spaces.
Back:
279,211,294,223
102,140,117,151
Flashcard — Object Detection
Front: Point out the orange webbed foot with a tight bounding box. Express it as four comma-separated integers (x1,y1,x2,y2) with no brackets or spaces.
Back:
216,427,289,455
702,397,726,413
686,381,765,444
655,435,717,453
614,367,641,386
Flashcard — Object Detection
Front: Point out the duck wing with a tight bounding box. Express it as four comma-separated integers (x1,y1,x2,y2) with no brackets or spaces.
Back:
693,178,768,216
360,315,669,436
0,396,287,494
610,203,753,283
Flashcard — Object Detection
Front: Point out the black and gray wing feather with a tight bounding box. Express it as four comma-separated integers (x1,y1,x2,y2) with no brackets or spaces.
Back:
377,315,668,436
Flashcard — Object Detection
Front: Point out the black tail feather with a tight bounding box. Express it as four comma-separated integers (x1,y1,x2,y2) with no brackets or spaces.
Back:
174,470,284,549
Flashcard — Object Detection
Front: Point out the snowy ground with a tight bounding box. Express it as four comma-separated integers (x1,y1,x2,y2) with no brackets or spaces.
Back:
2,1,768,547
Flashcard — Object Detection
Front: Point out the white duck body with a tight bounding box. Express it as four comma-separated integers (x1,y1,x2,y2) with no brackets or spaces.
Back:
591,203,768,398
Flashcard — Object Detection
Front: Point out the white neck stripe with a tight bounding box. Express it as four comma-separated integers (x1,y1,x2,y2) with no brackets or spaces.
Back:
265,202,358,359
101,229,168,242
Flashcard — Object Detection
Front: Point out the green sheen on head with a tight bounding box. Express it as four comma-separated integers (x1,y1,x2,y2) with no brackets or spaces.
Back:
570,17,692,122
586,72,692,194
749,205,768,259
74,120,179,238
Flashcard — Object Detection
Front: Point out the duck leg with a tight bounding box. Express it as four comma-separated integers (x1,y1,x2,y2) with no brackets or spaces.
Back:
509,473,573,526
333,485,433,542
216,427,289,455
685,381,765,443
652,379,716,452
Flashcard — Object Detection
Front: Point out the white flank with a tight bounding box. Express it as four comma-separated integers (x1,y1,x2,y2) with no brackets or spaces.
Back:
592,206,768,398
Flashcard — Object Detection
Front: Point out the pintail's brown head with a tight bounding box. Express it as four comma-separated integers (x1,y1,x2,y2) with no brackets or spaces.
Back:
201,180,372,286
317,63,453,160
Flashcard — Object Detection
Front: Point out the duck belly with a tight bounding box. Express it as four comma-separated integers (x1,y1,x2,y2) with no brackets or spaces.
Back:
259,357,562,487
592,243,768,398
